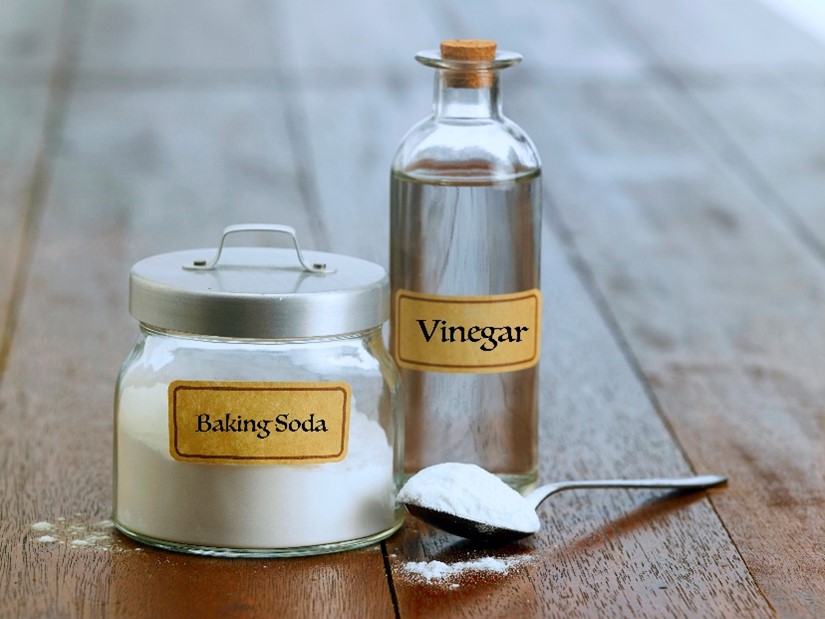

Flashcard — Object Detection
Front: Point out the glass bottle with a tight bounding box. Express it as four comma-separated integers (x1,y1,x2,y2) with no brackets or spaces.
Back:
390,41,542,490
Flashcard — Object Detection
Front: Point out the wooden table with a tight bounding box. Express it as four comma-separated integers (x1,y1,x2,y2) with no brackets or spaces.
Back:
2,0,824,616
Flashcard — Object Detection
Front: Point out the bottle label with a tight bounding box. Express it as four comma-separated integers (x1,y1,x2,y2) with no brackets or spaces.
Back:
393,289,541,373
167,381,351,464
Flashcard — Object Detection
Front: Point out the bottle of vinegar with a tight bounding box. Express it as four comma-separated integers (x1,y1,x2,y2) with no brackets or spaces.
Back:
390,40,542,490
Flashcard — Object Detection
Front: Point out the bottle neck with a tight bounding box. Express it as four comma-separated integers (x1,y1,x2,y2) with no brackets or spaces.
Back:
433,70,502,119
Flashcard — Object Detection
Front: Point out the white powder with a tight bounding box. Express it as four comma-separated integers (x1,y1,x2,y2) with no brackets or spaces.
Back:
116,384,397,549
398,462,540,534
401,555,528,583
29,518,133,551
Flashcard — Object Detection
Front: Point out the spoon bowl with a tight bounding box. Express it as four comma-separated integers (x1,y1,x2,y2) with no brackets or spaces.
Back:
400,467,728,542
405,503,536,543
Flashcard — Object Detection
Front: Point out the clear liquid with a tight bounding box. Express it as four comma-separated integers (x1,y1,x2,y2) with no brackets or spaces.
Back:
390,168,541,490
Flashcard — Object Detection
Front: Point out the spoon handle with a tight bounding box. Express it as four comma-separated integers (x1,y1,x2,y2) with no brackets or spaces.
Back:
525,474,727,510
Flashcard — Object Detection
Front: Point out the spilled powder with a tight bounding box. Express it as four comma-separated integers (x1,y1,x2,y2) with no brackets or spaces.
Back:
397,464,537,588
35,535,57,543
29,517,139,552
400,555,529,586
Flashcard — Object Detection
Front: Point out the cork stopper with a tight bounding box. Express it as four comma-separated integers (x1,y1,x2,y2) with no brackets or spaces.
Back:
440,40,497,62
439,39,497,88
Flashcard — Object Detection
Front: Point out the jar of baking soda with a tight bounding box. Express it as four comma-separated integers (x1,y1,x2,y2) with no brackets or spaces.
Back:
114,224,403,556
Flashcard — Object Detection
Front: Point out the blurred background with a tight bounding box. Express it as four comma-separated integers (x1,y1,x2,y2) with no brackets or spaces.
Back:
2,0,823,269
1,0,824,417
2,0,825,471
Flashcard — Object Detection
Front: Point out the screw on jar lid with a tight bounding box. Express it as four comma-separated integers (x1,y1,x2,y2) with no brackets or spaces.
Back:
129,224,388,339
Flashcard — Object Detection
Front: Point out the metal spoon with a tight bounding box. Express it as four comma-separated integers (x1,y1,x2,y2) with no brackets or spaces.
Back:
403,474,727,543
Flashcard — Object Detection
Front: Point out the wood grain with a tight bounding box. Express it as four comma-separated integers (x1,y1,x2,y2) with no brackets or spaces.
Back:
435,0,646,78
0,58,394,619
516,74,825,617
610,0,825,76
78,0,282,76
53,84,321,251
0,86,51,369
683,79,825,256
275,0,439,76
297,53,772,611
385,224,771,618
0,0,65,76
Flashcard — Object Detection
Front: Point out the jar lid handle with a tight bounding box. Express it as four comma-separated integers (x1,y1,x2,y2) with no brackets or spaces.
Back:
182,224,335,273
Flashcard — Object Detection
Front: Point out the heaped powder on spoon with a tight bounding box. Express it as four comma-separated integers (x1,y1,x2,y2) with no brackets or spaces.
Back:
398,462,540,534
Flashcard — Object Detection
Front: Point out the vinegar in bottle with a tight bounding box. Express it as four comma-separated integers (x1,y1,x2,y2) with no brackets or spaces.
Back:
390,40,542,490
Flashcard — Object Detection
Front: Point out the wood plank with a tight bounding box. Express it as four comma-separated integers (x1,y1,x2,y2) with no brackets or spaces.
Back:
515,74,825,616
274,0,439,254
682,79,825,257
0,86,51,367
276,0,439,76
53,84,324,250
296,78,429,264
0,84,394,618
293,0,648,262
610,0,825,75
386,223,770,618
283,0,646,89
609,0,825,261
0,0,71,366
429,0,646,77
78,0,281,76
0,0,65,76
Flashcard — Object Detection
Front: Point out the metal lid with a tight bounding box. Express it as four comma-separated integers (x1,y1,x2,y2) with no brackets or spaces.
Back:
129,224,388,339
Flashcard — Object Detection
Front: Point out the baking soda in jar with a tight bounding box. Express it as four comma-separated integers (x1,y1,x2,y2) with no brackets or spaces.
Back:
114,224,403,556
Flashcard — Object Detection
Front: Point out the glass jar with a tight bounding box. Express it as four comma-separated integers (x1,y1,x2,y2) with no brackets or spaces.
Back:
390,40,542,490
114,224,403,557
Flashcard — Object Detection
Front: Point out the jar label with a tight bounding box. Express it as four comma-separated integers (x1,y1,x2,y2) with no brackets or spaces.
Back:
167,381,351,464
393,289,541,373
